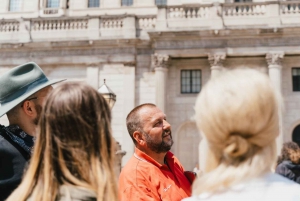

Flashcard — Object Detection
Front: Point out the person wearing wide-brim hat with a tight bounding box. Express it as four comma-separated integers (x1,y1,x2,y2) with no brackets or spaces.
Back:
0,62,64,201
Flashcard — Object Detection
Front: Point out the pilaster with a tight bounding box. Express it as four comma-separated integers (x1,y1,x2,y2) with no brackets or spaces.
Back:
152,53,169,113
86,63,100,89
266,51,284,155
208,53,226,79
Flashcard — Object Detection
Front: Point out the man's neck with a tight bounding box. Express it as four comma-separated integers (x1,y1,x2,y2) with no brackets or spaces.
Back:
137,146,167,165
9,121,36,136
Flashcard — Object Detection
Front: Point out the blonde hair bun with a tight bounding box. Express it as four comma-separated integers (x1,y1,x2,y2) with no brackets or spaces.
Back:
223,135,250,161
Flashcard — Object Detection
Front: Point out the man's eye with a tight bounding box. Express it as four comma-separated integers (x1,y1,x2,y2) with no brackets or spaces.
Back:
155,121,162,126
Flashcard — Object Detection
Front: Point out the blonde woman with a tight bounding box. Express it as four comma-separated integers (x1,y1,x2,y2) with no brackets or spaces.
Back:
7,82,118,201
183,69,300,201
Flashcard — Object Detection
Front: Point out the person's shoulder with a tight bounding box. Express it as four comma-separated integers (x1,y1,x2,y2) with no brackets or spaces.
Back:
264,173,300,197
121,155,154,173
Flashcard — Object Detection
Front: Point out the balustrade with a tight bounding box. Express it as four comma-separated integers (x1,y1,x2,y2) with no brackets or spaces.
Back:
43,8,59,15
280,1,300,15
138,17,156,29
101,18,123,29
32,19,88,31
168,6,212,19
0,21,20,32
223,3,266,17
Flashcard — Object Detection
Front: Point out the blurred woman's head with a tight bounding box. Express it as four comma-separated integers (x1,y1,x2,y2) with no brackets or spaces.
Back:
8,82,118,201
277,142,300,165
193,68,281,195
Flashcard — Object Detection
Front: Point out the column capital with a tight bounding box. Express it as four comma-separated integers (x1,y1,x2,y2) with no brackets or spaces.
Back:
266,52,284,66
151,53,170,69
208,53,226,67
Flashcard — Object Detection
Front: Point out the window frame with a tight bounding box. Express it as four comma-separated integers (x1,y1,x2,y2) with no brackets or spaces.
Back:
9,0,23,12
180,69,201,94
88,0,100,8
121,0,133,6
292,67,300,92
45,0,60,8
155,0,167,6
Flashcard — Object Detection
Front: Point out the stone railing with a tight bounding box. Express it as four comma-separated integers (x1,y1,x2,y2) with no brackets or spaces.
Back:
0,21,20,32
32,19,88,31
168,6,212,19
1,1,300,43
43,8,59,15
101,18,124,29
138,17,156,29
280,1,300,15
223,3,267,17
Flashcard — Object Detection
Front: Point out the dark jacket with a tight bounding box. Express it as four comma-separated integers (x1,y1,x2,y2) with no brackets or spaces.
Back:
276,160,300,184
0,127,30,201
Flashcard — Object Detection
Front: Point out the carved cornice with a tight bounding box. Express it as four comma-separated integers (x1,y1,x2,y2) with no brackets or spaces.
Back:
208,53,226,67
151,53,170,68
266,52,284,66
0,47,136,58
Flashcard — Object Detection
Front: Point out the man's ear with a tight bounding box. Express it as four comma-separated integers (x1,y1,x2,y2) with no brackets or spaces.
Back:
21,101,36,118
133,131,146,146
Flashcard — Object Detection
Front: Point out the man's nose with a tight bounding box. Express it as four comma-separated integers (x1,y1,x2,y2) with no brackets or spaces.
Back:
163,120,171,130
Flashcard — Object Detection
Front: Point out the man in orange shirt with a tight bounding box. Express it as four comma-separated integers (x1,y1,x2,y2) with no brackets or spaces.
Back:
119,103,192,201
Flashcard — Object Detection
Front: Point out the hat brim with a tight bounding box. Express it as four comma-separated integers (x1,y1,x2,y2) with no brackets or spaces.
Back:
0,79,65,117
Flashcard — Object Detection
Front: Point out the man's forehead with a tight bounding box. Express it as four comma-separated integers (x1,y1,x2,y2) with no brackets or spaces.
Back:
139,106,165,121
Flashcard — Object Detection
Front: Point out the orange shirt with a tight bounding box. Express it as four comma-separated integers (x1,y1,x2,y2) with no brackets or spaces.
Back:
119,147,191,201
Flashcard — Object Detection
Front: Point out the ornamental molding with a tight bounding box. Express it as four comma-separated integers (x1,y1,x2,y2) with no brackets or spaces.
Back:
208,53,226,67
0,47,136,58
266,52,284,66
154,37,300,50
151,53,170,68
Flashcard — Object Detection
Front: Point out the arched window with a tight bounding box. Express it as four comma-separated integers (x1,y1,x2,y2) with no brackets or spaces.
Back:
176,122,201,171
46,0,60,8
88,0,100,7
9,0,22,11
292,124,300,146
122,0,133,6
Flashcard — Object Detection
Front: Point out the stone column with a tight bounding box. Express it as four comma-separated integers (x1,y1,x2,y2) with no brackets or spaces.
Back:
152,54,169,113
266,52,284,155
121,63,135,165
208,53,226,79
86,64,100,89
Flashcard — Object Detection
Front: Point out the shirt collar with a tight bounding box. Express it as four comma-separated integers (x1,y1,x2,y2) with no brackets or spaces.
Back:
134,147,174,168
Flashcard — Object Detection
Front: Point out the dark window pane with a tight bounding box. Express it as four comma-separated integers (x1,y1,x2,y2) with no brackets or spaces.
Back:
155,0,167,6
292,68,300,91
181,70,201,94
9,0,22,11
88,0,100,7
46,0,60,8
122,0,133,6
293,124,300,146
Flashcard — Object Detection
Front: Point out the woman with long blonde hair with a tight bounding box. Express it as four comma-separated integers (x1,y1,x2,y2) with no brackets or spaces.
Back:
7,82,118,201
183,68,300,201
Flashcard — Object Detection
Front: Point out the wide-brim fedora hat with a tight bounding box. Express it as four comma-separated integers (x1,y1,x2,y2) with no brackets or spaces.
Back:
0,62,65,117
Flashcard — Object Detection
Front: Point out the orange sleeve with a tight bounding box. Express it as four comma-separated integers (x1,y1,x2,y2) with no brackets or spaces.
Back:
120,185,161,201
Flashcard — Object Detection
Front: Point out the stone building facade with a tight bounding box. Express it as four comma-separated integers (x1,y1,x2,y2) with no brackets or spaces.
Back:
1,0,300,172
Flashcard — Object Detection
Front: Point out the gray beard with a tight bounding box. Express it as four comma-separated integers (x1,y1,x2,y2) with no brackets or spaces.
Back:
143,130,174,154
